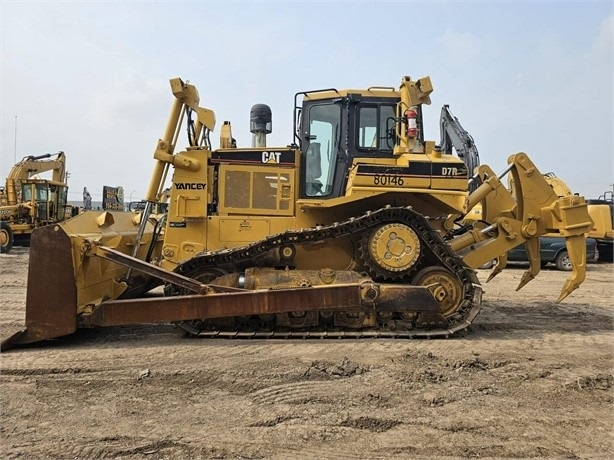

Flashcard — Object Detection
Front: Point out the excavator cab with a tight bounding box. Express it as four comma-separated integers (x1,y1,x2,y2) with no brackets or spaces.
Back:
21,180,68,223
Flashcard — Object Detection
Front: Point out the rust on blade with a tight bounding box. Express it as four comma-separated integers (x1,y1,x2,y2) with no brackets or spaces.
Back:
82,284,366,327
4,225,78,349
81,281,440,328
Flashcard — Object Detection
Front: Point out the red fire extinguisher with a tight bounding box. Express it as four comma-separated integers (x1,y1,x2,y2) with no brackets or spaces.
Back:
405,107,418,137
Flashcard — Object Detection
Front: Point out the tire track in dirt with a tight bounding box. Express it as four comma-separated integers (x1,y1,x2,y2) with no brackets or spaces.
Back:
268,446,399,460
250,380,349,405
10,438,194,460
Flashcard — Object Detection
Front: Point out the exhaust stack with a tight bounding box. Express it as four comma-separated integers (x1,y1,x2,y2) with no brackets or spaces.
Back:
250,103,272,148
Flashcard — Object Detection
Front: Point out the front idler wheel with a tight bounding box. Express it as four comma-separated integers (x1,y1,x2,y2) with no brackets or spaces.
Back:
412,267,463,317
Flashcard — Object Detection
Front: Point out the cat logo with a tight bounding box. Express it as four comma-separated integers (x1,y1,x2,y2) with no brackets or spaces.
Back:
261,151,281,164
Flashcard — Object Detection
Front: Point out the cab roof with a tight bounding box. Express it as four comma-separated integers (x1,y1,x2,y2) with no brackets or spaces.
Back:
302,87,401,101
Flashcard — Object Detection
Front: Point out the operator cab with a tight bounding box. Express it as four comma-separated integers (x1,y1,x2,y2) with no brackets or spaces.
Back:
21,180,68,223
295,88,424,199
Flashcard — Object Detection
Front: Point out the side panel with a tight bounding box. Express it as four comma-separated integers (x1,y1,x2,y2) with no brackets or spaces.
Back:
218,218,271,242
350,153,469,192
218,165,295,216
353,163,432,189
161,149,209,267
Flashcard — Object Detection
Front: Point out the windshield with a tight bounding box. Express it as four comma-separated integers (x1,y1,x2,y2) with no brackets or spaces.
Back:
22,184,33,201
35,184,49,201
305,103,341,197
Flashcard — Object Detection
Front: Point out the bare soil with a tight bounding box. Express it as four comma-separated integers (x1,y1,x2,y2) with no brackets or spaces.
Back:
1,246,613,459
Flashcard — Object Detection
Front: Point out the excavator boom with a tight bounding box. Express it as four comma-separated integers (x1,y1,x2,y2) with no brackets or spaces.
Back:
439,105,480,192
1,152,66,206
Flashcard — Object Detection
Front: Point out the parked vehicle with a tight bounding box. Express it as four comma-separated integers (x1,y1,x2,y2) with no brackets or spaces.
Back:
0,152,69,253
507,236,599,271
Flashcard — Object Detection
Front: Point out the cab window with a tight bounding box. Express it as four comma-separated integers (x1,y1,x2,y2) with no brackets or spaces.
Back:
305,103,341,197
357,104,396,151
35,184,49,201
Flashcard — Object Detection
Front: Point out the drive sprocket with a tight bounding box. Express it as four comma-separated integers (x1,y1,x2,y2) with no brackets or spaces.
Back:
359,223,421,280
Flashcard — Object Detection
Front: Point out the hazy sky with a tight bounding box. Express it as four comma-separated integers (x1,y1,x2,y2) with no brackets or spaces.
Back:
1,1,612,204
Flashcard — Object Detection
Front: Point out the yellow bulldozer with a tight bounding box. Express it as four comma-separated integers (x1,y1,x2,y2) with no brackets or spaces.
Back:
0,152,70,254
1,75,594,350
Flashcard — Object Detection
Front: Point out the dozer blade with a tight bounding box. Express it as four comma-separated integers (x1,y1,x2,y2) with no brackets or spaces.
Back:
2,224,78,350
2,209,158,351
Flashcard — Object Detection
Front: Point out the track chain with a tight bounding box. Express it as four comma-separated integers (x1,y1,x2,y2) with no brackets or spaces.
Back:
171,206,483,338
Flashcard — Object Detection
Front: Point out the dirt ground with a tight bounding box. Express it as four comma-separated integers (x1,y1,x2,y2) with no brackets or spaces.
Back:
1,246,613,459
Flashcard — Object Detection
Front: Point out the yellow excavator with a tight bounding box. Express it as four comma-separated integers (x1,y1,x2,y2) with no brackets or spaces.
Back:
587,190,613,262
0,152,69,253
1,75,593,350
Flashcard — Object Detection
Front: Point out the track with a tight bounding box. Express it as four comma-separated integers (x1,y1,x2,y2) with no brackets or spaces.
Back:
169,206,483,338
